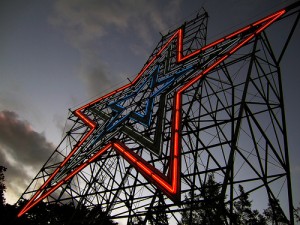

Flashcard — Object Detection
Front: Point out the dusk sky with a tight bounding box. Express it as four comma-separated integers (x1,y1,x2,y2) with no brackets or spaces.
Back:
0,0,299,213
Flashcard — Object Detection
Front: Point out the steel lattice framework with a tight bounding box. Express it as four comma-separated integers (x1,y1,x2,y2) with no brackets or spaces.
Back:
18,3,299,225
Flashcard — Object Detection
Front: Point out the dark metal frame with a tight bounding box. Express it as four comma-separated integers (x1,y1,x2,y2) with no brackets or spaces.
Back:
18,3,299,225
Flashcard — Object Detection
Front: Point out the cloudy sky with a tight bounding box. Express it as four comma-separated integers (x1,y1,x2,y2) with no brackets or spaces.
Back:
0,0,299,210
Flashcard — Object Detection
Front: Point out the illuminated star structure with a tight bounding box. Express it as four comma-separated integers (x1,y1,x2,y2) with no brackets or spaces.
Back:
18,4,299,224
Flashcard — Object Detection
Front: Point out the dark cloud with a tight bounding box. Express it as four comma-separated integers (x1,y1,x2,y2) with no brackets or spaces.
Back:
49,0,183,97
53,112,74,138
82,63,112,97
0,150,31,202
77,52,114,97
50,0,182,46
0,110,54,203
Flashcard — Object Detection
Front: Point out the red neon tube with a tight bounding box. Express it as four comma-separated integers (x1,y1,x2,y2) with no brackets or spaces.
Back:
18,7,286,217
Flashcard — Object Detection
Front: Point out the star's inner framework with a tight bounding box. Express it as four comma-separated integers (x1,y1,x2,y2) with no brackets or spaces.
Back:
18,5,299,224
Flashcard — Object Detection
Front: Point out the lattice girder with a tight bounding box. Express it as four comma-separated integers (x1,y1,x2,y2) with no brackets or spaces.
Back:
18,4,300,224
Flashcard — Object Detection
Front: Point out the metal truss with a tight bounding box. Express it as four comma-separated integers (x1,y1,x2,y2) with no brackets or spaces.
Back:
18,3,299,225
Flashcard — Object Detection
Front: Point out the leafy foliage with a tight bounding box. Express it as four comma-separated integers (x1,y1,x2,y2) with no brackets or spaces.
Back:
233,185,266,224
178,175,281,225
147,193,169,225
0,165,118,225
0,166,7,207
263,198,289,224
1,200,118,225
294,203,300,223
1,166,298,224
179,174,228,225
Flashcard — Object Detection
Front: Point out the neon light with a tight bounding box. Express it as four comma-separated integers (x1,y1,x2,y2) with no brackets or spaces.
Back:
18,179,65,217
174,132,180,152
19,7,286,217
226,26,252,39
152,174,173,193
173,133,180,157
172,158,178,188
88,144,112,163
255,10,285,34
107,67,161,130
177,28,183,61
180,49,201,62
229,34,255,54
202,38,225,51
175,112,180,131
112,140,179,197
64,163,87,181
73,9,286,113
136,161,152,176
75,110,96,128
18,188,43,216
42,180,64,197
175,93,181,111
122,148,138,163
253,10,285,26
204,55,228,75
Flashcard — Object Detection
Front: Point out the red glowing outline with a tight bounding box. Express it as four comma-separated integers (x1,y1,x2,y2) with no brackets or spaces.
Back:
18,9,285,217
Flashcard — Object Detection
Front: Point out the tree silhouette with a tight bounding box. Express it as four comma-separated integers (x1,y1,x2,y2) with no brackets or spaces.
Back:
0,165,118,225
1,165,295,224
263,198,289,225
0,166,7,207
294,203,300,223
1,199,118,225
179,174,228,225
84,205,118,225
178,175,272,225
147,193,169,225
233,185,267,224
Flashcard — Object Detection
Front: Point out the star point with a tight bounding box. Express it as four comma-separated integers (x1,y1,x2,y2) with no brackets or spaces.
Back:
18,9,286,217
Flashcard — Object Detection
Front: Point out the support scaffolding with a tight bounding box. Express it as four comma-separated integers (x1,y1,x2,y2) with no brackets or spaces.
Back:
18,3,299,224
